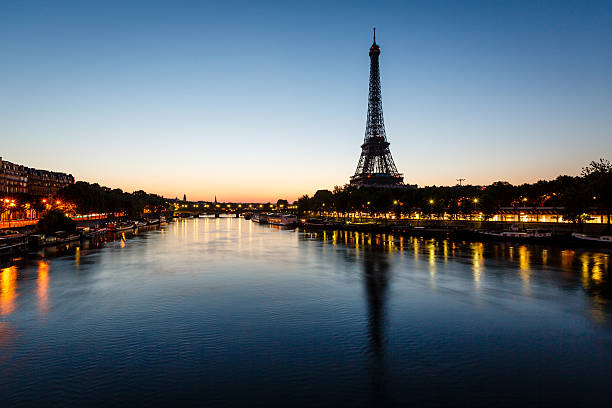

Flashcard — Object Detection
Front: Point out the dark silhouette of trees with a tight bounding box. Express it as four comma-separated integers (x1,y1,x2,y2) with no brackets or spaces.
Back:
582,159,612,230
56,181,167,217
296,160,610,222
37,210,77,234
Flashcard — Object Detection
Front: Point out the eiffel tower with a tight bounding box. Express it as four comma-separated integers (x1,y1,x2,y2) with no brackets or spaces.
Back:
350,29,405,188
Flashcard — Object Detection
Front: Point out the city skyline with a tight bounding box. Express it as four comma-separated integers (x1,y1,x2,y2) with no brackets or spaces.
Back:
2,1,611,202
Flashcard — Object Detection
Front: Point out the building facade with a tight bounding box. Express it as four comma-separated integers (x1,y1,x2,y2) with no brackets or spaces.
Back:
0,157,74,197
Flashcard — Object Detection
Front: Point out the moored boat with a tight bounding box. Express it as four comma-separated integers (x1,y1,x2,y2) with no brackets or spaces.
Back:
267,213,297,226
1,232,28,254
571,233,612,244
107,222,136,232
252,213,269,224
302,218,333,228
477,228,553,241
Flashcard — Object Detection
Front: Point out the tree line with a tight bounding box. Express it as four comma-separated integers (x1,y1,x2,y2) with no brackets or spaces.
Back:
296,159,612,226
56,181,168,217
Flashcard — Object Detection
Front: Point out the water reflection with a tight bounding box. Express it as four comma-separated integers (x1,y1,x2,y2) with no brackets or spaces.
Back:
0,266,17,316
518,246,531,296
472,242,484,290
300,228,612,327
362,247,389,405
0,220,610,407
38,260,50,316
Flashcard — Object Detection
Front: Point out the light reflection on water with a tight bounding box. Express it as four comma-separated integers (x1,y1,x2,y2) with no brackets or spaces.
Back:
0,266,17,316
0,218,610,407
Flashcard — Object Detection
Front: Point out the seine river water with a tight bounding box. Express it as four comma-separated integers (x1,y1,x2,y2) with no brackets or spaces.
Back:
0,218,611,407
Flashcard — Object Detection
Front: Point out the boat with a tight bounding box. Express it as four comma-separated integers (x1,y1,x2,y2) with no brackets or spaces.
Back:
571,233,612,244
243,212,253,220
478,228,552,240
267,213,297,226
0,232,28,254
252,213,269,224
107,222,136,232
302,218,333,228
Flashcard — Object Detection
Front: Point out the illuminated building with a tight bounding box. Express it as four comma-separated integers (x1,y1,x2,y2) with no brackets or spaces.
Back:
0,157,74,197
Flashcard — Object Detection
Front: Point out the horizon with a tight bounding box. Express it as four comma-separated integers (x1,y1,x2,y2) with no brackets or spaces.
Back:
2,0,611,202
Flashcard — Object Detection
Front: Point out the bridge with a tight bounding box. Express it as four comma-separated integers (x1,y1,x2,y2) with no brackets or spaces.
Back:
170,201,296,219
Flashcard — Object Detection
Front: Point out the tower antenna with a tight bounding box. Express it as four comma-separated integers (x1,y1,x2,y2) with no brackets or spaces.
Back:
373,27,376,43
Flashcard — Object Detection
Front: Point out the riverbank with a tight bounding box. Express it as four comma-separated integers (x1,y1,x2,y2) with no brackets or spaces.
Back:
295,218,612,249
0,217,166,261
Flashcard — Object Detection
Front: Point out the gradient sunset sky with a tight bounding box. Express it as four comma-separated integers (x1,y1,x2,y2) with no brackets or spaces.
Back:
1,1,611,202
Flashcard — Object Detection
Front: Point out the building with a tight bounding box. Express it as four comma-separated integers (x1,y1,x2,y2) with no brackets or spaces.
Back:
350,29,409,188
0,157,74,197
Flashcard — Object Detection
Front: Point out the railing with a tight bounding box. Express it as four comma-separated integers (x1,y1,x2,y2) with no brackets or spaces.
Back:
0,219,38,229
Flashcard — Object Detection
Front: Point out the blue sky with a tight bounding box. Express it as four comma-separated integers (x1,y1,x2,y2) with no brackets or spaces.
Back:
1,0,611,201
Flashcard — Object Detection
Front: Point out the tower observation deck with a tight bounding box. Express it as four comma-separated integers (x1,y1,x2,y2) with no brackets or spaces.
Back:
350,29,405,188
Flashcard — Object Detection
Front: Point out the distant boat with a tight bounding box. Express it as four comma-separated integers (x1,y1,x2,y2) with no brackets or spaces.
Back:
252,213,269,224
478,228,552,240
572,233,612,244
267,213,297,226
107,222,136,232
243,212,253,220
302,218,333,228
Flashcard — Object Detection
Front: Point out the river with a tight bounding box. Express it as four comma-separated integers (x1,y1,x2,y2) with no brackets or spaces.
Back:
0,218,610,407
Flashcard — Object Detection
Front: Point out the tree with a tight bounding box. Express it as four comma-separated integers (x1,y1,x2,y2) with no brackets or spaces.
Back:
333,186,350,220
296,195,311,217
37,209,77,234
312,189,333,214
582,158,612,230
561,184,590,228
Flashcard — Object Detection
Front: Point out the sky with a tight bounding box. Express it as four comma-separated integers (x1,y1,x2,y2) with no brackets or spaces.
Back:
1,0,611,202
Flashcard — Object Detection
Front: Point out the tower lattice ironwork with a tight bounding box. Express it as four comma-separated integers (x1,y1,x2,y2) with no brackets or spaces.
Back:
350,28,404,188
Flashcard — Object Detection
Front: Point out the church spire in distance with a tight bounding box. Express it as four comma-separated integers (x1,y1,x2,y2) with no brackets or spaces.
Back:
350,28,405,188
